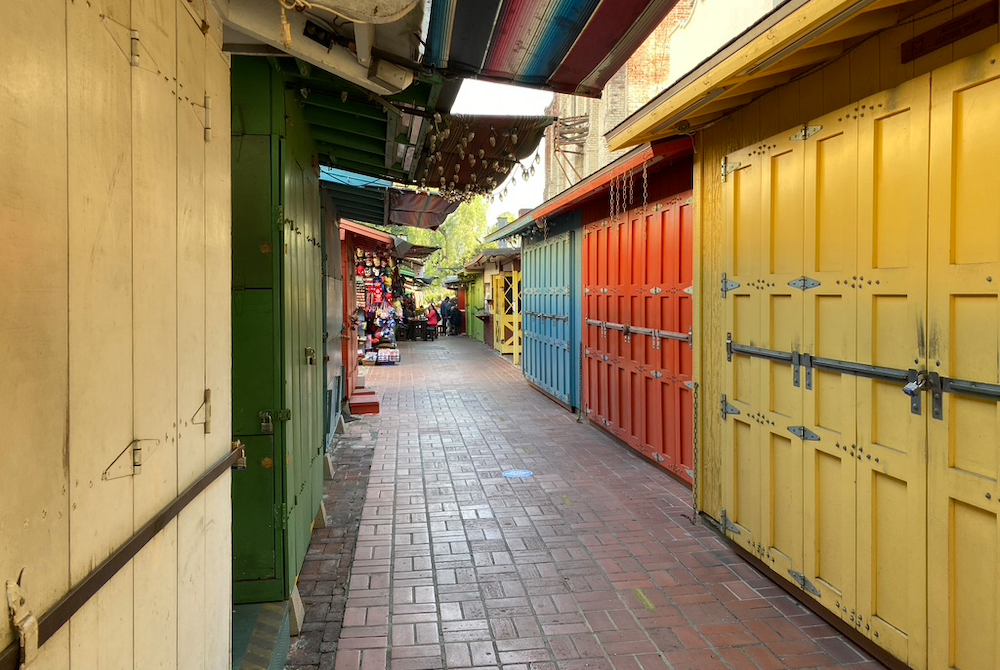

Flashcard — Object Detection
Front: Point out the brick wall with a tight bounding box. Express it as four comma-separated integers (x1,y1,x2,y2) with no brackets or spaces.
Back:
544,0,696,200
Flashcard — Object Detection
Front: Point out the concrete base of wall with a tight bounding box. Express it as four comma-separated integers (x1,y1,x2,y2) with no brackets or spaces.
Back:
324,452,336,480
232,601,290,670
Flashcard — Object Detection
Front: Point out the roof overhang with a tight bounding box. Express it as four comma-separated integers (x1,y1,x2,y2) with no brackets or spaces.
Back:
425,0,681,97
607,0,937,150
464,248,520,270
486,137,693,242
340,219,396,245
322,168,460,229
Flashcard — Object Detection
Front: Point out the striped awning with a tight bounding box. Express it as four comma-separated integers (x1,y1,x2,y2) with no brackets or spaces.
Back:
425,0,680,97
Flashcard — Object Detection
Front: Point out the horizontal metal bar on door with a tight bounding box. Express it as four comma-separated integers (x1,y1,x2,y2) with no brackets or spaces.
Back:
725,337,1000,402
941,376,1000,401
807,355,908,383
525,311,570,321
585,319,691,342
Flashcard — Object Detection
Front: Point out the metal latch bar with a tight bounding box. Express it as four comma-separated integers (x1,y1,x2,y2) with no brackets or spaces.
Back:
941,376,1000,402
809,356,908,383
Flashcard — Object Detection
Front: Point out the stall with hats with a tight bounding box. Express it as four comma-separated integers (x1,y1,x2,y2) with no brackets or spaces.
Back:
341,222,402,415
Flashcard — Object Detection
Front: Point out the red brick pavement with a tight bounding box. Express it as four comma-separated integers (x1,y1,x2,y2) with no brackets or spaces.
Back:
294,337,886,670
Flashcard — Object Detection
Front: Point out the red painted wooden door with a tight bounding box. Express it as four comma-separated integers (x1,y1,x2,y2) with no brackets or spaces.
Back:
582,192,693,484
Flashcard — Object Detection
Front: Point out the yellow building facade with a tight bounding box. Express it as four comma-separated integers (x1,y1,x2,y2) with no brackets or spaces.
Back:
2,0,233,667
610,1,1000,668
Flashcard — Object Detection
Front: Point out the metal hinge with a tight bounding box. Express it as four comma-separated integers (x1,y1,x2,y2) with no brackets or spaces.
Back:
6,569,39,670
650,287,663,295
787,569,822,597
721,273,740,298
721,394,740,419
787,426,821,441
130,29,140,66
651,371,663,379
683,285,693,295
683,381,696,390
720,508,741,535
279,503,288,529
721,157,741,183
191,388,212,434
789,125,823,141
788,276,821,290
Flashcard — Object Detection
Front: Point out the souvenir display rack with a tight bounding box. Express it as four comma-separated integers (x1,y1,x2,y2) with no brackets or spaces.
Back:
354,248,403,365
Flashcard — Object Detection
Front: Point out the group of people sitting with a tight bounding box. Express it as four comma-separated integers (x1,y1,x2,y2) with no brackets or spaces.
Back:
397,295,462,340
424,297,462,336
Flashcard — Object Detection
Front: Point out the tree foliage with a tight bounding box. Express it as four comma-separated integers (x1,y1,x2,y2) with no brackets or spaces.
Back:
377,196,501,302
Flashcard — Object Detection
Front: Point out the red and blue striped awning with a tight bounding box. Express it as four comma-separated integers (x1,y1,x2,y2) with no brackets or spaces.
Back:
425,0,679,97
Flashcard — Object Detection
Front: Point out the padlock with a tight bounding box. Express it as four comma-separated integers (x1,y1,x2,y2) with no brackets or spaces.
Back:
305,347,317,365
259,411,274,434
902,372,927,397
232,440,247,470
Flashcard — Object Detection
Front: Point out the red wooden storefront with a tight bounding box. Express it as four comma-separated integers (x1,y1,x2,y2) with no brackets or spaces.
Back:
582,160,694,484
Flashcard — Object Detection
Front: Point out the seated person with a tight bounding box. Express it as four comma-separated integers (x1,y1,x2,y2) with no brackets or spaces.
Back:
425,303,439,339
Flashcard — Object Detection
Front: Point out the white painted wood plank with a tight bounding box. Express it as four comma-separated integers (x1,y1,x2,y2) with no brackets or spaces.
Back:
203,40,233,670
131,0,180,665
0,0,70,660
176,12,209,669
66,0,134,666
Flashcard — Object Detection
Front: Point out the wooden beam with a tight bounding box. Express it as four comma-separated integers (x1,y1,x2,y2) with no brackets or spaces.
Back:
808,6,902,46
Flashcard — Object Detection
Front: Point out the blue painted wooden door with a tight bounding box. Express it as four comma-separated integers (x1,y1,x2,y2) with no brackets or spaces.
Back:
522,230,580,408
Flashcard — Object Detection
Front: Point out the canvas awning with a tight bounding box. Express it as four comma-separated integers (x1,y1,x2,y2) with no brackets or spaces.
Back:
607,0,942,150
425,0,682,97
322,168,459,230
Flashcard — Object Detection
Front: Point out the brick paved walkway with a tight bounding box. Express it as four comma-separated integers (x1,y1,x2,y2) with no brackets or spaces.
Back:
296,337,886,670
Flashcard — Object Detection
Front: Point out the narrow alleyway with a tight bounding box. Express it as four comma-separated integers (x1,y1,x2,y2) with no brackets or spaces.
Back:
292,337,885,670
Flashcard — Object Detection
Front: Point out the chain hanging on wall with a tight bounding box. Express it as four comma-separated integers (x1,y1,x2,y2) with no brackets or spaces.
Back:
616,172,624,223
608,170,617,224
682,381,700,525
628,168,634,206
642,160,649,217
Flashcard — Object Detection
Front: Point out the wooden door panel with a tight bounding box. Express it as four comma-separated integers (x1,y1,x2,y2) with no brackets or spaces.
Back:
928,46,1000,670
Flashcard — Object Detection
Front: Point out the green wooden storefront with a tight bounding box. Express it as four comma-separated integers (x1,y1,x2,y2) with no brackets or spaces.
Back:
466,274,486,344
231,57,326,604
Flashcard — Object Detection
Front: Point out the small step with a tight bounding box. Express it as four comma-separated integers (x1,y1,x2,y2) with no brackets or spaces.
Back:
349,397,380,415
